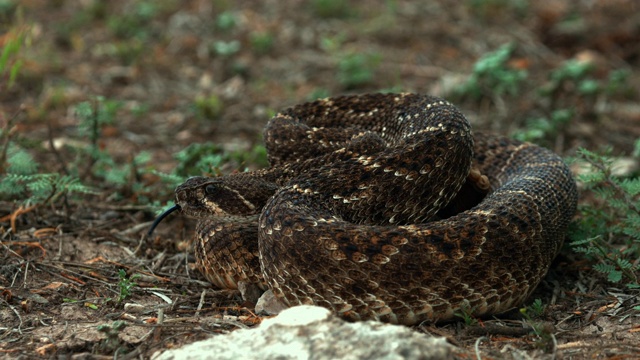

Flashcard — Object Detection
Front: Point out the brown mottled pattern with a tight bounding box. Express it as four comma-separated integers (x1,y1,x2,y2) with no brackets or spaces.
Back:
173,93,578,325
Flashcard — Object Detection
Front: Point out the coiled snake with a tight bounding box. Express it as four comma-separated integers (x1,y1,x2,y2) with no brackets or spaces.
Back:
150,93,578,325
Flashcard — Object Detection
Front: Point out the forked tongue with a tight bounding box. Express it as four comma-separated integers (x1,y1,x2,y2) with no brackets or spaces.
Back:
147,205,181,236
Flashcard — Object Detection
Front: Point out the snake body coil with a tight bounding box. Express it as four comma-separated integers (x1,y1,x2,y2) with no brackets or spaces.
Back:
157,93,578,325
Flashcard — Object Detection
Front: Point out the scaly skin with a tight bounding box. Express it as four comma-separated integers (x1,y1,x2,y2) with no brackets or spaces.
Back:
156,93,578,325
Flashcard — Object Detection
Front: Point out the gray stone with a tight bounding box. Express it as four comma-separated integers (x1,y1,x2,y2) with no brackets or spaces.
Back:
238,281,263,304
254,289,288,315
153,305,454,360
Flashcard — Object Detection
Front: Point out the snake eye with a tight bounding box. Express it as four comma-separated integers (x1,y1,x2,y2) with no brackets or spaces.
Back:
205,184,217,195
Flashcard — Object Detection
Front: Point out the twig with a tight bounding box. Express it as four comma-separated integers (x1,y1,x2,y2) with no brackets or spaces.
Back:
0,205,38,233
0,240,46,259
1,298,23,335
119,221,155,236
464,323,538,337
22,260,29,287
195,289,206,318
550,332,558,360
474,336,488,360
36,262,117,290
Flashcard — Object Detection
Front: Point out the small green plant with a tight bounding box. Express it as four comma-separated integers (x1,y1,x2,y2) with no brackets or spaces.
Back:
538,58,595,99
170,142,269,178
113,39,145,65
0,114,95,206
107,1,157,40
173,142,226,177
513,109,573,143
215,11,237,31
551,59,593,83
0,23,29,90
0,0,17,21
74,98,131,179
69,97,168,204
519,299,554,350
97,320,127,354
604,69,633,96
520,298,545,320
520,60,630,146
306,88,331,101
117,269,140,303
453,303,478,326
319,34,347,53
337,52,381,89
539,60,632,103
75,97,121,139
230,144,269,169
250,32,275,54
0,172,95,206
453,43,527,101
212,40,241,56
54,2,106,47
193,94,223,120
320,34,381,89
130,103,149,118
569,147,640,287
312,0,354,18
466,0,528,19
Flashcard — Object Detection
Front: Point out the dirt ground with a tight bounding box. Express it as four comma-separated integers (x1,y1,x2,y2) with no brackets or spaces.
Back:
1,1,640,359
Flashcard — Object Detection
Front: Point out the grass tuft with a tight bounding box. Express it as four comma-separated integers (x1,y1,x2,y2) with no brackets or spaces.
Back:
569,147,640,287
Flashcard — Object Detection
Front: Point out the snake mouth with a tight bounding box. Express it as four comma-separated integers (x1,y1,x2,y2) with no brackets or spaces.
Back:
147,204,181,236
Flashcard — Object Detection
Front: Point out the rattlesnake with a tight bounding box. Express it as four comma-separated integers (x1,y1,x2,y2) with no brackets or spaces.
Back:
150,93,578,325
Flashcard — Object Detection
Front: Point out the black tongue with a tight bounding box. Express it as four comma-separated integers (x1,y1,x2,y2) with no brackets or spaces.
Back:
147,205,181,236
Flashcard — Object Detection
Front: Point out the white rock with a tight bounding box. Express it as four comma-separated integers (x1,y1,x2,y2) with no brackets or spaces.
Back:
153,305,453,360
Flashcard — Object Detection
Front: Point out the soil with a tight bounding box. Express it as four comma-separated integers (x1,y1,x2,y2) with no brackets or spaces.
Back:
1,1,640,359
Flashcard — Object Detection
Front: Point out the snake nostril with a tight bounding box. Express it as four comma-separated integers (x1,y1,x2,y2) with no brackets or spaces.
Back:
176,191,188,203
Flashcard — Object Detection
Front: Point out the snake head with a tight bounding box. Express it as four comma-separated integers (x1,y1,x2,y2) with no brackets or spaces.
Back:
147,175,278,236
175,175,280,218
